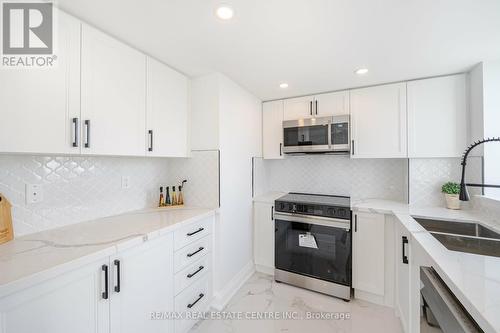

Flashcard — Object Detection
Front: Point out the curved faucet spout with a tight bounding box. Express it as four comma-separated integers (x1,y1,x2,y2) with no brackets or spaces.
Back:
459,137,500,201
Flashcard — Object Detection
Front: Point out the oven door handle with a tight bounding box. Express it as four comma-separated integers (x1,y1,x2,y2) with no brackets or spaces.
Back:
274,212,350,230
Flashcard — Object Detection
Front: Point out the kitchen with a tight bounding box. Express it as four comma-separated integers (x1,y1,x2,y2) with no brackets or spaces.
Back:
0,1,500,333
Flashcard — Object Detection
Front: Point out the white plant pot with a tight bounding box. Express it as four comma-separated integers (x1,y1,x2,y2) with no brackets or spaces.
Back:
444,193,460,210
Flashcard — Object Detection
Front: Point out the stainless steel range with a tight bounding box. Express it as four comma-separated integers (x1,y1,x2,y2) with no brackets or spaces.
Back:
274,193,352,300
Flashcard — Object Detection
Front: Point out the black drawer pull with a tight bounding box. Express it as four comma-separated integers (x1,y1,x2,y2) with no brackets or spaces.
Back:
114,259,121,293
102,264,109,300
187,247,204,258
187,293,205,309
187,227,204,237
72,118,79,147
402,236,409,264
187,266,204,278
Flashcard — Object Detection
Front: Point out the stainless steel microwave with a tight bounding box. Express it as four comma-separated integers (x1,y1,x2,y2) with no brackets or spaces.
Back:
282,115,350,154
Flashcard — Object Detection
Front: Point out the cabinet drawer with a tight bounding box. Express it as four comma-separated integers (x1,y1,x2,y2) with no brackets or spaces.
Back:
174,235,211,272
174,255,211,295
174,278,211,333
174,218,211,250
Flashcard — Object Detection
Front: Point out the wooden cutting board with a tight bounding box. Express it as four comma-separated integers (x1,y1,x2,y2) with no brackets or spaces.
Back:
0,193,14,245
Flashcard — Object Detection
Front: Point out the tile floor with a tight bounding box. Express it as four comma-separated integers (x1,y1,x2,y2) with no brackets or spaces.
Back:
190,273,404,333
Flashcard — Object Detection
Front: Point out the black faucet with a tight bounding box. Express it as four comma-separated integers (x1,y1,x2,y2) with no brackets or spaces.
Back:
459,137,500,201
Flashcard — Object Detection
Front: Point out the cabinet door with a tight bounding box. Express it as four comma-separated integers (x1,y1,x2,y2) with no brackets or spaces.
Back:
146,57,189,157
81,24,146,156
394,221,411,333
0,259,109,333
407,74,467,158
352,212,385,295
350,83,407,158
253,202,275,271
262,101,284,159
283,96,314,120
0,10,81,154
110,234,174,333
314,91,349,116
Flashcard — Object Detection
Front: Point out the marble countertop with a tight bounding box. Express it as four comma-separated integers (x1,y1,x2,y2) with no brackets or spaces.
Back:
253,191,287,204
0,207,216,298
352,199,500,333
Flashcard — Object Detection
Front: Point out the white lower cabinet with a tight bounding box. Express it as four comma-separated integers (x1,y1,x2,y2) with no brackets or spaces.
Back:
352,212,385,297
394,220,412,333
109,234,174,333
253,202,275,274
0,217,214,333
0,258,110,333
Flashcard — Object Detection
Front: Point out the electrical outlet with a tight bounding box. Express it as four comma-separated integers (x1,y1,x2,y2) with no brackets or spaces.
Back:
121,176,130,189
25,184,43,204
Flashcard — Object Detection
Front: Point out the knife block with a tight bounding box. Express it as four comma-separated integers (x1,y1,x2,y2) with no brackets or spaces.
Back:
0,193,14,244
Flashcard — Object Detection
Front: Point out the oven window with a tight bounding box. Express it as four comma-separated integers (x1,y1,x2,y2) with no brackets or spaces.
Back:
331,122,349,145
283,125,328,147
275,219,351,285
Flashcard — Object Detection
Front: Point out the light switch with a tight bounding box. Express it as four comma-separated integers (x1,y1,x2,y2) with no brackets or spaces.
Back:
25,184,43,204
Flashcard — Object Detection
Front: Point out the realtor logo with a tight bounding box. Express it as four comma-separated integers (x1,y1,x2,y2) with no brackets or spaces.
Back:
2,2,53,54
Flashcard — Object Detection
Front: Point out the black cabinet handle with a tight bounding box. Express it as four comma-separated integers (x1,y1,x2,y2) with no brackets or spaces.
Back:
114,259,121,293
84,120,90,148
354,214,357,232
351,140,355,155
402,236,409,264
72,118,79,147
271,206,274,220
315,100,318,115
187,293,205,309
148,130,153,152
187,247,204,258
102,264,109,300
187,227,204,237
187,266,205,278
309,101,313,115
279,143,282,156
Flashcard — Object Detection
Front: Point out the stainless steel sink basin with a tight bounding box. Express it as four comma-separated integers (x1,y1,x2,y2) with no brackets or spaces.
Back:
412,217,500,258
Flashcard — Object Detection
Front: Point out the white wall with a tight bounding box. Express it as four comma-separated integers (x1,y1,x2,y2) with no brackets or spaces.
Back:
190,73,262,302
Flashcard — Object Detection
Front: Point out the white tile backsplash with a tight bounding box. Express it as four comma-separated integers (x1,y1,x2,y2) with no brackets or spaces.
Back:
167,150,219,209
0,155,170,236
254,155,408,202
408,157,482,208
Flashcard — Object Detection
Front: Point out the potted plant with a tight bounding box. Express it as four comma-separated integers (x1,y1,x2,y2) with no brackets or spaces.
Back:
441,182,461,210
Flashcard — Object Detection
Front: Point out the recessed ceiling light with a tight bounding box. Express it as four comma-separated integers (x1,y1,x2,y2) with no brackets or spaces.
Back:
355,68,369,75
216,5,234,20
279,83,289,89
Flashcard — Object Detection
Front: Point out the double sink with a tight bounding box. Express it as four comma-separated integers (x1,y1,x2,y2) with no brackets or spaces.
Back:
413,217,500,258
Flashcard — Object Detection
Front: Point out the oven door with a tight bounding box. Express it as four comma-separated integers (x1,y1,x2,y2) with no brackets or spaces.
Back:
283,117,330,153
274,213,351,286
331,115,350,152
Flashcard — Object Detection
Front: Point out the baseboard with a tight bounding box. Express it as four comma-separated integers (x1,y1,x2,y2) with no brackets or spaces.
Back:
255,264,274,276
354,289,390,307
210,261,255,311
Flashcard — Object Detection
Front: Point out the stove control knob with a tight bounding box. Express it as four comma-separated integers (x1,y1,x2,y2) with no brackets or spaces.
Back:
292,204,297,212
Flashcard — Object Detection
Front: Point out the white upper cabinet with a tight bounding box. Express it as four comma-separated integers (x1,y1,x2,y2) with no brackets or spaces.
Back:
407,74,467,158
350,83,407,158
314,91,349,116
81,24,146,156
146,57,189,157
0,10,81,155
283,96,314,120
262,100,284,159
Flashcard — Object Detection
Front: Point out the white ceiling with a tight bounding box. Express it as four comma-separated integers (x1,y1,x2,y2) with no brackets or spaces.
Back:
57,0,500,101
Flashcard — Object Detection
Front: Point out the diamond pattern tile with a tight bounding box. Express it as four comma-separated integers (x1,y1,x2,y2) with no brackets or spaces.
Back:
0,155,170,236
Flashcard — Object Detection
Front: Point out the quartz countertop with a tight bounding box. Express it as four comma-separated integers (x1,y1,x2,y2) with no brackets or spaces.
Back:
352,199,500,333
0,207,216,298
